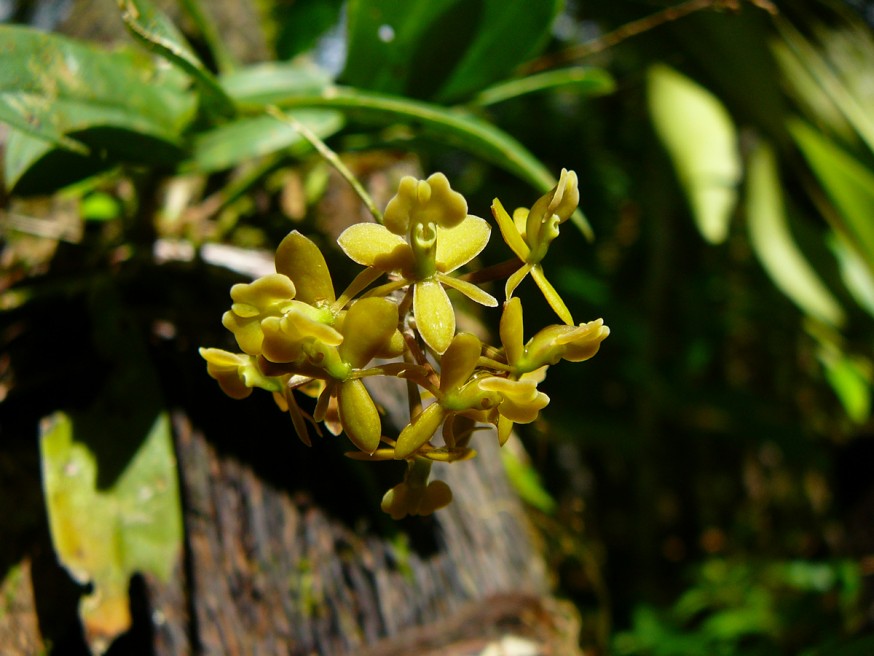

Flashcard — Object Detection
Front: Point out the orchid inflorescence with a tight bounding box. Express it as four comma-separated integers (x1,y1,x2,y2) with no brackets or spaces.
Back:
200,169,609,519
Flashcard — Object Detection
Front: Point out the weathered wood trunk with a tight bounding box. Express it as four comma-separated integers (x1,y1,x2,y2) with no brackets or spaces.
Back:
1,363,579,655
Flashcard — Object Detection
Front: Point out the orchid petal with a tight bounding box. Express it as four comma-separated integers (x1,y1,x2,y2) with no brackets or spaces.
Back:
339,297,399,368
414,279,455,354
531,264,574,325
491,198,530,261
504,263,533,301
338,223,413,272
500,297,525,366
440,333,482,394
395,402,445,459
338,379,381,454
435,215,491,272
275,231,335,305
437,273,498,307
229,273,296,307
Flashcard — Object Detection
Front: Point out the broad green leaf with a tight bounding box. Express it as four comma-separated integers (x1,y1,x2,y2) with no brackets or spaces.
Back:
118,0,236,120
471,67,615,107
789,118,874,273
745,140,845,327
221,61,332,107
0,25,194,190
648,64,741,244
342,0,561,103
191,110,344,172
41,410,182,655
269,86,593,238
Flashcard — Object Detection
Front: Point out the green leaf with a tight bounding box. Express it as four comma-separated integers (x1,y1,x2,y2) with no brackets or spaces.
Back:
648,64,741,244
269,86,593,238
41,410,182,655
820,352,871,424
774,16,874,154
273,0,346,61
500,445,556,514
830,235,874,320
789,118,874,273
745,140,845,327
118,0,236,120
471,66,615,107
0,25,194,190
191,110,344,172
342,0,561,102
221,61,333,106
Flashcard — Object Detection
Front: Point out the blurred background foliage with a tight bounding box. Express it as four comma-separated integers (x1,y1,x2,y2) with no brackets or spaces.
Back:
2,0,874,653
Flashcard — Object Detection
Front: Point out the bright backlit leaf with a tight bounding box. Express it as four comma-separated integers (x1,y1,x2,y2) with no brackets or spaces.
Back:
648,64,741,244
40,410,182,655
746,140,845,327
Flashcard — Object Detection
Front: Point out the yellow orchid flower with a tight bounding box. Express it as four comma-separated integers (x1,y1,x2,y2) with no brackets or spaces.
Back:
491,168,580,325
394,333,498,460
338,173,497,354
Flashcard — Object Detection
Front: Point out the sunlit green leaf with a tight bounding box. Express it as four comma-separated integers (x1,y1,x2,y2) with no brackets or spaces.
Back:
500,445,556,514
830,235,874,320
221,61,333,106
820,352,871,424
774,16,874,154
746,140,845,327
118,0,236,120
0,24,194,190
648,64,741,244
472,67,615,107
191,110,343,172
41,410,182,655
789,118,874,273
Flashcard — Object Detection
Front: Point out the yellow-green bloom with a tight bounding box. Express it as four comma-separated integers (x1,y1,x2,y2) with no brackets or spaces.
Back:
338,173,497,354
492,168,579,325
221,273,297,355
499,297,609,375
380,458,452,519
394,333,498,459
381,479,453,520
199,348,283,399
312,296,400,454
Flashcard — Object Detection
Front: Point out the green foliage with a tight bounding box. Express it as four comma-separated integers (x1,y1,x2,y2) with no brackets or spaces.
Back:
613,558,863,655
3,0,874,653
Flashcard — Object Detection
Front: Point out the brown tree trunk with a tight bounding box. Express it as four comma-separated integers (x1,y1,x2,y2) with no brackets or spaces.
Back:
2,403,580,656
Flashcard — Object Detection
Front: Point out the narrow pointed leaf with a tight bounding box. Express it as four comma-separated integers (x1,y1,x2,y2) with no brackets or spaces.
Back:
746,141,845,327
789,118,874,273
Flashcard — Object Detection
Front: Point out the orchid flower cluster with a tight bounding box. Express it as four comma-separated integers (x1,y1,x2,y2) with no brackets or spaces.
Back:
200,169,609,519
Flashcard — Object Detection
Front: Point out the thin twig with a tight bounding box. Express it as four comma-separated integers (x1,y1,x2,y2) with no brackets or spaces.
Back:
266,105,384,224
523,0,777,74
